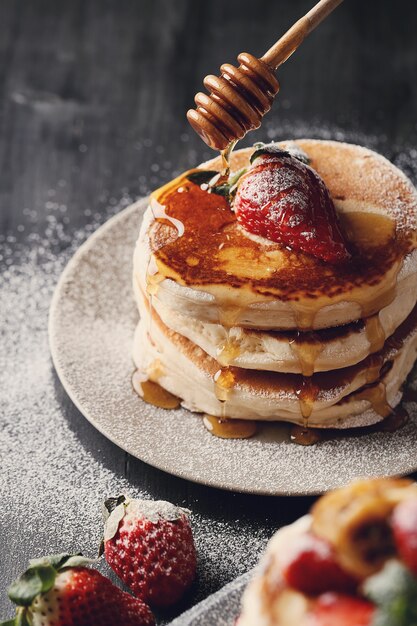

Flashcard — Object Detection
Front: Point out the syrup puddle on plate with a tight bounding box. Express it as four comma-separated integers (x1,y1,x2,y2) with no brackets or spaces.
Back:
203,415,257,439
132,370,180,410
132,366,410,444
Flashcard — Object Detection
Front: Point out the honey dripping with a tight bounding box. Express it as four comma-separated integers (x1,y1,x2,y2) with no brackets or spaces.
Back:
290,332,325,377
217,303,243,367
220,140,237,177
356,382,392,419
364,315,386,354
364,354,385,385
203,414,257,439
290,404,409,446
217,334,241,367
146,270,165,297
294,376,319,423
132,370,180,410
292,305,317,332
146,195,185,297
378,405,409,432
214,367,235,418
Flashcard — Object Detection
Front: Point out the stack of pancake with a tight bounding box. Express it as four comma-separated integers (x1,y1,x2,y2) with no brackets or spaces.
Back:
133,140,417,430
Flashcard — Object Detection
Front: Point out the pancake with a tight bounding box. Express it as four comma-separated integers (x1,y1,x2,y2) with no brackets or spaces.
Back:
134,257,417,374
133,299,417,428
135,140,417,331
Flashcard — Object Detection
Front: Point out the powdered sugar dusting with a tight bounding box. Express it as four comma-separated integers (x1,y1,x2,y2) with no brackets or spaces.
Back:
3,123,417,624
128,499,189,523
0,195,269,621
239,159,308,210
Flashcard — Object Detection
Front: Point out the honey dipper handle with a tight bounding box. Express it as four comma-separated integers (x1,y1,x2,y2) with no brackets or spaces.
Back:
261,0,344,70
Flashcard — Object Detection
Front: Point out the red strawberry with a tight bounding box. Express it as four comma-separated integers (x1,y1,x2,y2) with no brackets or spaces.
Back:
305,592,375,626
234,146,350,263
1,553,154,626
103,495,197,607
391,497,417,576
280,532,357,595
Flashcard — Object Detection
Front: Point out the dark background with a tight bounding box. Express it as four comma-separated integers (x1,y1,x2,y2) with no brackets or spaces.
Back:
1,0,417,623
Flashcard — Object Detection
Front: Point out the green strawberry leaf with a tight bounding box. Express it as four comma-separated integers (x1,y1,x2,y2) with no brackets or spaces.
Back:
98,538,105,558
363,560,417,626
250,143,290,164
62,555,95,568
228,167,247,187
187,167,246,200
29,553,93,571
104,501,127,542
284,142,310,164
0,619,17,625
210,183,230,197
8,553,94,608
8,565,56,606
186,170,218,185
29,553,69,569
103,495,127,519
250,142,310,165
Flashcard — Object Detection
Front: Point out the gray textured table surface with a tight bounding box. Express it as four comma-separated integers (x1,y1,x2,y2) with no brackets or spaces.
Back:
1,0,417,623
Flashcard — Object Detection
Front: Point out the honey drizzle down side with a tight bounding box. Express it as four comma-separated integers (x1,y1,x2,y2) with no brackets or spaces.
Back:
364,314,386,354
355,382,392,419
213,367,235,419
220,140,237,177
292,305,318,332
290,331,325,376
142,194,186,395
294,376,319,425
213,303,244,416
217,304,243,366
217,334,241,366
290,403,409,446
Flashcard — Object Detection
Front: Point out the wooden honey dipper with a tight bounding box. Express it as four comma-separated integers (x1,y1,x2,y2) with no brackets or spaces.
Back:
187,0,344,151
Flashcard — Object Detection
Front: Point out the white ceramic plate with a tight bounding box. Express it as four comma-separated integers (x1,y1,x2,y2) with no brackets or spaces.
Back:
49,200,417,495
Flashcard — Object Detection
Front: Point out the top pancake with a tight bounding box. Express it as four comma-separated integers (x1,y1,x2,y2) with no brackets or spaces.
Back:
143,140,417,330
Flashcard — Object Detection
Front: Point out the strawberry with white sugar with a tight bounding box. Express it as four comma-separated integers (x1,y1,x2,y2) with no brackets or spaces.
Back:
0,553,154,626
234,144,351,263
103,495,197,607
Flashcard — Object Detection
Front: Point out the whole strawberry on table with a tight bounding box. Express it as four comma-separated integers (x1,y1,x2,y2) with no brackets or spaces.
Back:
0,553,154,626
1,496,197,626
102,495,197,607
